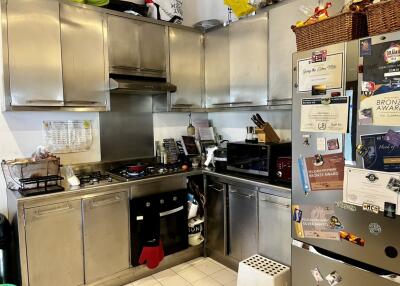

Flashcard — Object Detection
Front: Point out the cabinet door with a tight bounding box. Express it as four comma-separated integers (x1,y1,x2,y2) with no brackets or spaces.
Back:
24,201,84,286
205,27,230,108
108,15,140,75
206,179,227,256
228,185,258,261
83,191,130,283
139,22,167,76
7,0,64,106
229,13,268,107
169,28,204,109
258,192,291,266
60,4,109,107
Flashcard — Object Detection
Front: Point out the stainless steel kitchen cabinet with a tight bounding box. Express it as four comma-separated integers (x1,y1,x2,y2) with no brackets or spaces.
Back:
258,191,291,266
206,177,227,257
169,27,204,110
205,26,230,108
108,15,166,77
24,200,84,286
229,13,268,107
7,0,64,107
228,184,258,261
60,4,109,108
82,191,130,283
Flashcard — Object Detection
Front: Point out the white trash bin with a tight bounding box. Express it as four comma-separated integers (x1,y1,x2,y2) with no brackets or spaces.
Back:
237,255,291,286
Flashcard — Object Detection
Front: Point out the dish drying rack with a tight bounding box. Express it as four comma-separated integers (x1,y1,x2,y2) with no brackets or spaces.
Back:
1,158,64,197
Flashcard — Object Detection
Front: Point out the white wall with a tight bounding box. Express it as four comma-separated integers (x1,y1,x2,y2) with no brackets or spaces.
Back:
208,110,291,142
0,112,101,215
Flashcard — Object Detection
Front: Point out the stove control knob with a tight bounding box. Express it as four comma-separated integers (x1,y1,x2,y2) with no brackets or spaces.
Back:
277,171,283,178
107,177,113,182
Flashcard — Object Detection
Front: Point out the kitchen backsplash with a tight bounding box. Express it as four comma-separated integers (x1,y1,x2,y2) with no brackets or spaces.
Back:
153,110,292,143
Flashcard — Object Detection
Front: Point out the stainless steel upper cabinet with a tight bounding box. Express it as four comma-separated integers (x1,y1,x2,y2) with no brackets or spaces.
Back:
229,13,268,107
205,26,230,108
108,16,166,77
24,200,84,286
108,15,141,75
140,22,167,76
169,27,204,110
7,0,64,107
82,191,130,283
60,4,109,109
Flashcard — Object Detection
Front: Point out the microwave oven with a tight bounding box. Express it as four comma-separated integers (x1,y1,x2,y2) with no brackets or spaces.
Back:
227,142,291,179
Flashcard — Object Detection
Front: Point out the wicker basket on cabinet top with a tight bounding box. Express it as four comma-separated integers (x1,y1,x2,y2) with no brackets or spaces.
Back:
292,12,368,51
366,0,400,36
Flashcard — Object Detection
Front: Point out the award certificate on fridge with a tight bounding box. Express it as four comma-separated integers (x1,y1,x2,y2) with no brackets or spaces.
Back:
301,97,349,133
343,167,400,214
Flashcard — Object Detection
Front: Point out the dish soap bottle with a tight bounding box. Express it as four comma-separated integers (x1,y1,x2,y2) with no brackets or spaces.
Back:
187,112,195,136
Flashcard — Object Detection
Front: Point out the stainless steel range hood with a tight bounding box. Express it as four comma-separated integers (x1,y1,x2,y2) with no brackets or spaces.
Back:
109,77,177,95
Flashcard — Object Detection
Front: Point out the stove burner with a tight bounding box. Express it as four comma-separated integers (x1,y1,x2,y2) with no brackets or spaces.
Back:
76,171,112,187
109,163,188,181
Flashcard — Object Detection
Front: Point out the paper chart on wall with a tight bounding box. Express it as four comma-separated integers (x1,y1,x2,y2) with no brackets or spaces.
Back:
43,120,93,153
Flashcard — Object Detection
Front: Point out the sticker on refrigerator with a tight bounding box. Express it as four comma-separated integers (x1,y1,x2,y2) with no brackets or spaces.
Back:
301,97,349,133
317,137,326,151
359,41,400,126
360,38,372,57
304,153,345,191
327,138,340,151
368,222,382,236
326,271,343,286
384,202,397,219
339,230,366,246
362,203,379,214
384,130,400,147
297,53,343,93
312,50,328,63
360,132,400,172
293,204,340,240
335,201,357,212
310,267,324,283
343,167,400,215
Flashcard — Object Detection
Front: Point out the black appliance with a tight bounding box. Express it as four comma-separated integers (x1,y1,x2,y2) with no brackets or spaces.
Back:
130,190,188,266
227,142,291,179
214,147,228,172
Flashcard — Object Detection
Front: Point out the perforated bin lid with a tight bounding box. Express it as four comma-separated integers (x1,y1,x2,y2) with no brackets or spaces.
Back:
241,255,289,277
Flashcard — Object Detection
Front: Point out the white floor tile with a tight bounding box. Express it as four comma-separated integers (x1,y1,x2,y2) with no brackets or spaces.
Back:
192,276,222,286
133,276,161,286
223,280,237,286
158,274,191,286
193,259,224,275
152,269,176,282
177,265,207,283
171,261,192,273
209,269,237,285
189,256,207,266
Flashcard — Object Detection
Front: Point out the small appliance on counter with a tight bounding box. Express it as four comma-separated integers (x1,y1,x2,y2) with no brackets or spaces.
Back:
213,147,228,172
276,156,292,183
227,142,291,181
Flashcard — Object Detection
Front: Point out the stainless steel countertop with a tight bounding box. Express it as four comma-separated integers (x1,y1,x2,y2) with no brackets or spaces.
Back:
8,168,291,205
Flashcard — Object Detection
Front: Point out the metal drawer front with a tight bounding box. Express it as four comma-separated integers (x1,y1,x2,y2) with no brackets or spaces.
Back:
83,191,130,283
228,185,258,261
24,200,84,286
258,192,291,266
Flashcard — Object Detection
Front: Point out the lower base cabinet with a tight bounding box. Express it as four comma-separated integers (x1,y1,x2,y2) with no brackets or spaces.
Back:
83,191,130,283
24,200,84,286
258,191,291,266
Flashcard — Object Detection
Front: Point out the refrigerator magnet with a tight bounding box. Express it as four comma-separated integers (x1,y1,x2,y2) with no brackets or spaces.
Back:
327,138,340,151
387,177,400,193
384,202,396,219
335,201,357,212
310,267,324,283
368,222,382,236
292,208,303,223
362,203,379,214
384,130,400,147
360,38,372,57
339,230,366,246
329,216,344,230
325,271,343,286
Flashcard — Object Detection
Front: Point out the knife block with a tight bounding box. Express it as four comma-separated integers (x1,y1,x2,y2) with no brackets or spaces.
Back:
256,123,280,144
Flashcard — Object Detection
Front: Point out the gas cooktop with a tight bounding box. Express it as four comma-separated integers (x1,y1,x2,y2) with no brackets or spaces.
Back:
108,163,188,182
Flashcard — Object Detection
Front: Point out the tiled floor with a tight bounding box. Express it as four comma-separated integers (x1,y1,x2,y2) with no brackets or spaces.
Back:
125,257,237,286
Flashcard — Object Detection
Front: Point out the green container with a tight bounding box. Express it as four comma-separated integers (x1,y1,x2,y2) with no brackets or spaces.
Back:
71,0,86,3
0,284,17,286
86,0,109,6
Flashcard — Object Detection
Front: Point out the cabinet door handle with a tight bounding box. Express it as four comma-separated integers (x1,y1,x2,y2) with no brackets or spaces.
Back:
260,198,290,208
35,203,72,217
212,101,253,106
208,185,224,192
26,100,64,104
64,100,101,105
90,195,121,208
172,104,193,108
230,190,255,199
111,66,141,71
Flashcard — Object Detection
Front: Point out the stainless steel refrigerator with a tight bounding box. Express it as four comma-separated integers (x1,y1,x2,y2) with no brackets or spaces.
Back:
291,31,400,286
